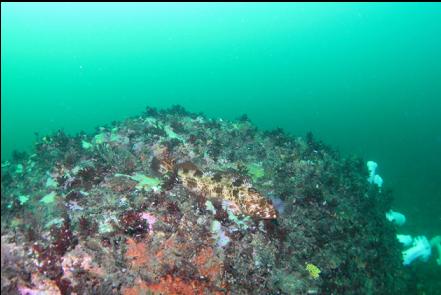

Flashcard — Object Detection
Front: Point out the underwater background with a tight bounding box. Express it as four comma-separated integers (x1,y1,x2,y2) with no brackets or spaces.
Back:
1,2,440,290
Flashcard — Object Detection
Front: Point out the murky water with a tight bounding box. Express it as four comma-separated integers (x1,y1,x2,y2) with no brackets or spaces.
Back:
2,3,440,292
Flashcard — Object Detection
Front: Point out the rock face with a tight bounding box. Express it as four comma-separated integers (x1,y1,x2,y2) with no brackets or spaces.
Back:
1,105,409,294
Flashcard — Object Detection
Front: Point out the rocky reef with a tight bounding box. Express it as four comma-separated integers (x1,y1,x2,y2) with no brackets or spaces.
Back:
1,106,410,294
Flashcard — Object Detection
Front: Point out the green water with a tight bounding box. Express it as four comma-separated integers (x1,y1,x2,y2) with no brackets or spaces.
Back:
2,2,440,239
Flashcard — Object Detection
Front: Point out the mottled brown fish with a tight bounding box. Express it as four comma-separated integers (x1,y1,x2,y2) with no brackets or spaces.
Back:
176,162,277,219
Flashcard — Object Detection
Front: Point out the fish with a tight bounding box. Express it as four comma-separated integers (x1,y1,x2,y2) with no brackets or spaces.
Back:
176,162,277,219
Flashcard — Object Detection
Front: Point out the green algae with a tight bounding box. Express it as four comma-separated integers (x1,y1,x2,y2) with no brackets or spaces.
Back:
247,162,265,182
40,191,57,204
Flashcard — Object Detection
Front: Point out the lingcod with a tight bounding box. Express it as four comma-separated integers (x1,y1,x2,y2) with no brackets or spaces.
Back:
175,162,277,219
